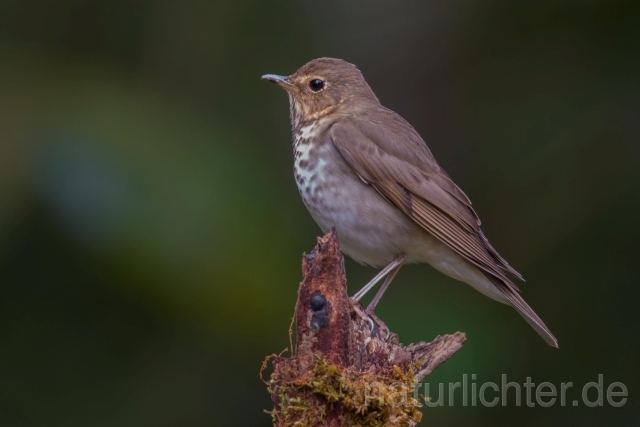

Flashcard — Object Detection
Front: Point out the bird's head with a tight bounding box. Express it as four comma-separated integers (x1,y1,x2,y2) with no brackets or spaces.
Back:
262,58,379,125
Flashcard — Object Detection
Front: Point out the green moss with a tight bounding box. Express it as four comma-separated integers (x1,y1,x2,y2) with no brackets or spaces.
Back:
268,354,422,427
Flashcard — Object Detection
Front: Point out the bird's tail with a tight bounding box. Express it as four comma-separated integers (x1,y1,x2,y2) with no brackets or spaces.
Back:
483,272,558,348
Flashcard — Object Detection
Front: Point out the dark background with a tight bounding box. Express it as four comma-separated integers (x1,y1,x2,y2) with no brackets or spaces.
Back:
1,1,638,425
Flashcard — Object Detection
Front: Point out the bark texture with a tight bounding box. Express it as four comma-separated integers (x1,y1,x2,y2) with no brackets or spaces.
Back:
264,230,466,426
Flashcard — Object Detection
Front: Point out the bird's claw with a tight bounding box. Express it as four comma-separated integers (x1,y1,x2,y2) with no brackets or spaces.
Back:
367,310,391,341
350,300,375,331
349,298,391,341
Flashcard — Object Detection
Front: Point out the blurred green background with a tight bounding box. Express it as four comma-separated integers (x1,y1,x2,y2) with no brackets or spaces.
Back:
0,0,638,425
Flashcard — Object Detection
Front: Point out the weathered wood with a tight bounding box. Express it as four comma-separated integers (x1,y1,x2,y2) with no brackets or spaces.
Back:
295,231,350,371
265,230,466,427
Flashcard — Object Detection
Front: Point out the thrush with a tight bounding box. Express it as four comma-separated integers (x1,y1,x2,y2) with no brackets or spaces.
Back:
262,58,557,347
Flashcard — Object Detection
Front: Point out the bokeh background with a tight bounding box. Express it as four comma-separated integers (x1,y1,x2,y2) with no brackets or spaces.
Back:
1,1,638,425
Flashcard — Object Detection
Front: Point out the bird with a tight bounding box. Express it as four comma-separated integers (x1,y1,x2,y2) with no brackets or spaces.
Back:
262,58,557,347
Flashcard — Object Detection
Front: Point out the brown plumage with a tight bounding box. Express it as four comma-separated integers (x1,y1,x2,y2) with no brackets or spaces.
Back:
263,58,557,347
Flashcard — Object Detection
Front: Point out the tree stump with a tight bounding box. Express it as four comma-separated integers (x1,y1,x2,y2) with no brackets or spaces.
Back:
264,230,466,427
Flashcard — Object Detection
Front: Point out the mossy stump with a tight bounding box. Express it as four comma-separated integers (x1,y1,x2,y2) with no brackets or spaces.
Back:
264,230,466,427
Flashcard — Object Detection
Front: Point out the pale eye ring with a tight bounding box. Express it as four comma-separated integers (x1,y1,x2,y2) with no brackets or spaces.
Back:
309,79,324,92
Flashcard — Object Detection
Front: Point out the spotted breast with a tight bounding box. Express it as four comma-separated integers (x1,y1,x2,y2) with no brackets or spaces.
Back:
291,118,428,268
293,120,329,211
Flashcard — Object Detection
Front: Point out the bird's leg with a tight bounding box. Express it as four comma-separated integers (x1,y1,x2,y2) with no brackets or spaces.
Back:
364,263,403,340
351,255,405,302
366,263,403,315
349,255,405,340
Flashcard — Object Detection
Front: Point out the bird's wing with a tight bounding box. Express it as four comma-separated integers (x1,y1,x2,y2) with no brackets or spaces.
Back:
328,113,523,285
329,113,558,347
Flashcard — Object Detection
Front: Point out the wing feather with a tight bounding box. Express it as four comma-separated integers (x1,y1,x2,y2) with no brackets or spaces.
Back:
328,111,556,346
329,114,522,283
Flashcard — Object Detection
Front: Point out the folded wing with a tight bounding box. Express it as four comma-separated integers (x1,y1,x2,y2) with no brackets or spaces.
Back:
329,111,557,347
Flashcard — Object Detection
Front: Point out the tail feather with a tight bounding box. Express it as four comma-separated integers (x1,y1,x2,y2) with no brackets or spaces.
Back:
483,272,558,348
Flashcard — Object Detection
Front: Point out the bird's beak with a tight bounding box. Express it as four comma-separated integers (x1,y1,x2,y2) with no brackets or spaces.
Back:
261,74,293,88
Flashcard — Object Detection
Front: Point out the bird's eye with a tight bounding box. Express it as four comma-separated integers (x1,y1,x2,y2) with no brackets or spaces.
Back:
309,79,324,92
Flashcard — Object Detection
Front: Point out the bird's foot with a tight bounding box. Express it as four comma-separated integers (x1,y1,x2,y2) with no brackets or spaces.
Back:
349,298,391,341
349,299,375,331
366,306,391,341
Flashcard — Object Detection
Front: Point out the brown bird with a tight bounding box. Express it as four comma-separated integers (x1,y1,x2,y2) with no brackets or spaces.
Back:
263,58,557,347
